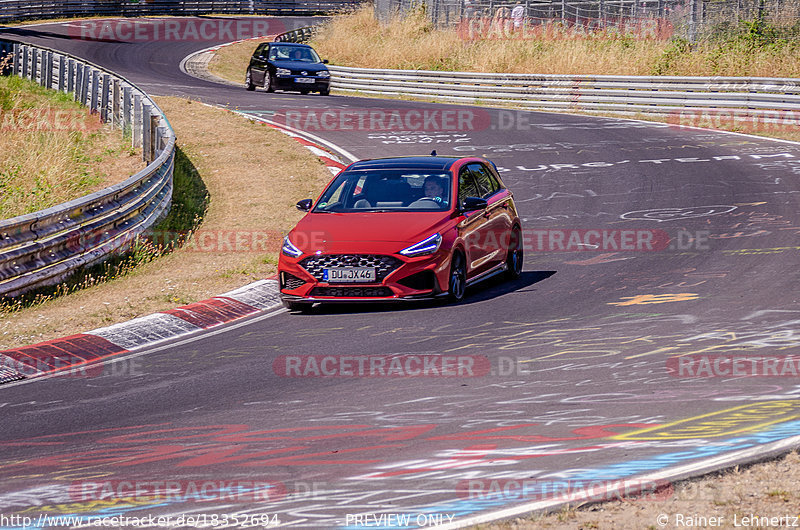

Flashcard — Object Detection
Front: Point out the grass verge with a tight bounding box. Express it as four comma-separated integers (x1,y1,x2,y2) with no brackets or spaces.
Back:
0,97,332,349
0,74,144,218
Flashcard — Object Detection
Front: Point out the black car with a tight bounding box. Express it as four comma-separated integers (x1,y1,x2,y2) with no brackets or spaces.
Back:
245,42,330,95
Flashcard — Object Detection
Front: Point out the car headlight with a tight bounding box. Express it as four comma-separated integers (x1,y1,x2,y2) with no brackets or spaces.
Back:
282,236,303,258
317,70,330,78
399,234,442,257
276,68,291,76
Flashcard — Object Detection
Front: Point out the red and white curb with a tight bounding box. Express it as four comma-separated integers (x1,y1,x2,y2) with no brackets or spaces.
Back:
0,280,281,384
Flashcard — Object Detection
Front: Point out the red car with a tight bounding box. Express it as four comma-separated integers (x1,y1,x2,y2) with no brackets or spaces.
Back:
278,155,523,311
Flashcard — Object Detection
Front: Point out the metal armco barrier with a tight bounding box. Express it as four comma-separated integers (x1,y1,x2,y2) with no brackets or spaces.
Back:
0,0,363,22
273,26,315,42
0,40,175,298
328,65,800,118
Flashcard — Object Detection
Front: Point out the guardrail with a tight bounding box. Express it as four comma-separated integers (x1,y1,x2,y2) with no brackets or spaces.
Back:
0,0,363,22
328,65,800,118
274,26,315,42
0,39,175,298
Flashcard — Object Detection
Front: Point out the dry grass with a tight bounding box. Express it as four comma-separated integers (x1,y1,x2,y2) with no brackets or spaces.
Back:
0,75,143,218
305,5,800,77
478,451,800,529
208,40,263,85
0,97,332,349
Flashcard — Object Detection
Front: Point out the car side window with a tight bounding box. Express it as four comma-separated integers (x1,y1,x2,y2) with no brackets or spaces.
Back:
458,168,481,207
468,163,501,199
255,43,267,58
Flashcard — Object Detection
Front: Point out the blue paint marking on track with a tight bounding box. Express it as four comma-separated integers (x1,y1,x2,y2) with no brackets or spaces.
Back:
339,419,800,528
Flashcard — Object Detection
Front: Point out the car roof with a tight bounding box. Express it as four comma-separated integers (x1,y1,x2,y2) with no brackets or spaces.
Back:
270,42,313,48
346,156,463,171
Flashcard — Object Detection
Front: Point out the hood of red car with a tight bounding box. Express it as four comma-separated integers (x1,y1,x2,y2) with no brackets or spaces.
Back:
289,211,452,254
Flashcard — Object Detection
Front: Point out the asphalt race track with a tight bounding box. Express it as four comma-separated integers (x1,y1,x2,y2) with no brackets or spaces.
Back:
2,17,800,529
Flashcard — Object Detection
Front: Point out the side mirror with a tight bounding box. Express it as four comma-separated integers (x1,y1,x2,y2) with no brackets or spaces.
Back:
296,199,313,211
323,59,329,64
461,196,487,212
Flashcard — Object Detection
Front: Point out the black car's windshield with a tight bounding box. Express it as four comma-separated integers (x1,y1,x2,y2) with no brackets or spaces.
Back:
269,45,322,63
313,170,452,212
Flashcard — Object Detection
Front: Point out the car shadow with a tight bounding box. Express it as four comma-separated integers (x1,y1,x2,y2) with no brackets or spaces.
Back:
291,270,557,316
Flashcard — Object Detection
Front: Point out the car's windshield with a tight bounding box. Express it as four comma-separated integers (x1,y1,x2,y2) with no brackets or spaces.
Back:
269,45,321,63
313,170,452,212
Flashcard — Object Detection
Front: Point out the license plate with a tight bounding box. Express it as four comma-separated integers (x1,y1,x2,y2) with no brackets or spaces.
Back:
295,78,315,83
323,267,376,283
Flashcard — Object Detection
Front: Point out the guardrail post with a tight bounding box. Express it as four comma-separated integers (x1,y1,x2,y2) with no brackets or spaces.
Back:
148,111,161,163
80,64,90,105
142,102,152,160
90,69,99,112
123,84,132,136
151,115,160,159
100,73,110,122
74,62,84,102
12,43,20,76
44,50,53,88
112,79,121,128
21,45,29,79
67,59,76,93
133,94,142,148
57,55,66,92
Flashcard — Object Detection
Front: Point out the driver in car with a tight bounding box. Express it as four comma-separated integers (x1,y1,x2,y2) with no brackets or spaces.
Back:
423,176,445,203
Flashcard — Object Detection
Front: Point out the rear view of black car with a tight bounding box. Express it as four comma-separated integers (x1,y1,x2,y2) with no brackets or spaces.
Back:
245,42,330,95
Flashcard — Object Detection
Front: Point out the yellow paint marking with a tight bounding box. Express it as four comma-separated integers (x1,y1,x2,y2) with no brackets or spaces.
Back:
608,293,700,306
613,401,800,440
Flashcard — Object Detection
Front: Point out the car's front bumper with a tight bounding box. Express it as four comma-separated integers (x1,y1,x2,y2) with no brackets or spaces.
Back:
274,75,330,91
278,251,451,304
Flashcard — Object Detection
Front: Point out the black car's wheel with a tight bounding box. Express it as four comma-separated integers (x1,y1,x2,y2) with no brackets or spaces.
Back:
447,252,467,302
245,69,255,91
505,227,523,280
263,72,274,93
283,300,312,313
320,87,330,96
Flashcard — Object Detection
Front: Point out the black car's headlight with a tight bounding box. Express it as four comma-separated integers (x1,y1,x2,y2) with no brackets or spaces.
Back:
276,68,291,76
399,234,442,257
318,70,330,78
282,236,303,258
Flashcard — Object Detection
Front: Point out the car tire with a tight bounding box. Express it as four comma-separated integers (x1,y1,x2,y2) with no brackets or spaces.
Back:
320,87,330,96
283,300,312,313
505,227,523,280
447,252,467,303
245,69,255,91
263,73,274,93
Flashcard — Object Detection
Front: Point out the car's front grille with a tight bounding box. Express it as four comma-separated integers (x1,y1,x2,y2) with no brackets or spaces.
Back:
299,254,402,283
281,272,306,291
310,287,393,298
